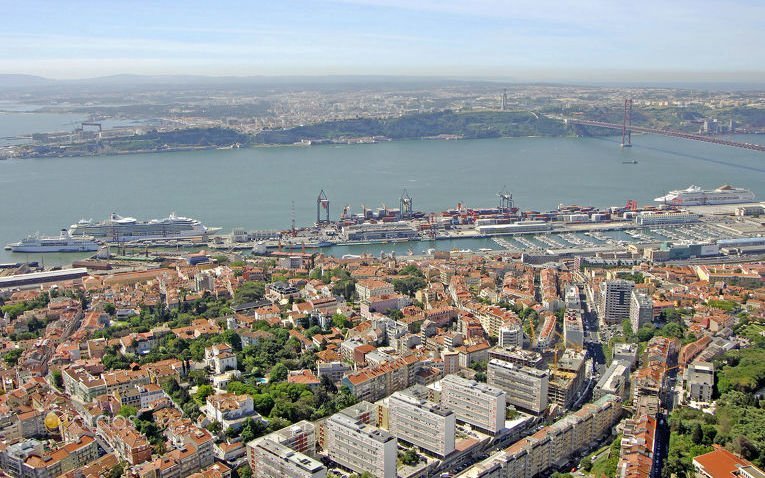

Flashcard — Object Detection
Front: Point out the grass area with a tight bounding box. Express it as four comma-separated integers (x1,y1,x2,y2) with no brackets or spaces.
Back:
589,435,621,478
738,323,765,344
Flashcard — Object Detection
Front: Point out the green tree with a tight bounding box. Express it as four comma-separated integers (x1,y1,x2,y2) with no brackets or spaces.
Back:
331,313,352,329
691,423,703,444
194,385,214,405
235,465,252,478
51,369,64,390
393,276,427,296
3,349,22,366
400,448,419,466
234,281,265,305
387,309,404,320
118,405,138,418
269,363,289,382
206,420,222,434
108,462,124,478
188,369,209,387
637,324,655,342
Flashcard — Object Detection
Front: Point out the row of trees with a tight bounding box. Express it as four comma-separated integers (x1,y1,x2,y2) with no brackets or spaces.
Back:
0,292,49,320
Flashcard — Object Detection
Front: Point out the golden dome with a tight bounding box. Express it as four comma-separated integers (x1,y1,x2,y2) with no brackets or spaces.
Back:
44,412,60,430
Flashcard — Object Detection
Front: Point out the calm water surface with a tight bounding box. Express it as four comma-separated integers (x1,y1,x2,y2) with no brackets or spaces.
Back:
1,132,764,264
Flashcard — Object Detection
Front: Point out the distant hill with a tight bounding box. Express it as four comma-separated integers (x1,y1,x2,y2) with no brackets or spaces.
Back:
0,74,53,88
254,110,571,144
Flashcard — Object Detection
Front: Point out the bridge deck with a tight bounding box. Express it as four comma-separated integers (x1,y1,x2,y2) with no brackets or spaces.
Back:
566,118,765,152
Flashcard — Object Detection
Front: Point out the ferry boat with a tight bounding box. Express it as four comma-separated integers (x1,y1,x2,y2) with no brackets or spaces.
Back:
7,230,100,253
69,212,221,242
654,185,755,206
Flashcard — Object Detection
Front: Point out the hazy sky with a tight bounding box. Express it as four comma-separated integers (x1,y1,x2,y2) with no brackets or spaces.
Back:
2,0,763,81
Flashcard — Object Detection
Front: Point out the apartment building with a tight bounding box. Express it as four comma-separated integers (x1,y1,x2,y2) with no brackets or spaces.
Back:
594,361,631,401
114,383,166,410
325,413,397,478
387,389,456,458
165,421,215,472
341,354,428,403
0,440,44,478
205,344,237,375
613,343,639,370
97,420,153,465
62,364,150,402
685,362,714,403
563,309,584,349
498,323,524,349
20,436,99,478
248,439,326,478
439,374,506,435
630,291,653,334
248,421,317,459
247,420,327,478
355,280,395,302
488,347,544,369
488,359,549,415
315,401,378,451
547,349,587,409
460,394,622,478
316,361,351,383
617,414,659,478
599,279,634,325
204,393,261,431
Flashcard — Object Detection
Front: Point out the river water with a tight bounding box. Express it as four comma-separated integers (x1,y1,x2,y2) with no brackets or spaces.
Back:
1,131,764,265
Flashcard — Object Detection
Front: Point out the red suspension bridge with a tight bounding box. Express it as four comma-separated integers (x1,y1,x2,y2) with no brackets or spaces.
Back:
564,99,765,152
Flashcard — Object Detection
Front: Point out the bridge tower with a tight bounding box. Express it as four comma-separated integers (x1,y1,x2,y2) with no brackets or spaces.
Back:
316,190,330,225
621,98,633,148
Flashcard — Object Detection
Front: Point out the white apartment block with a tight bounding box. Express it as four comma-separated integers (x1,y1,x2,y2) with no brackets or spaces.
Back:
326,413,397,478
498,323,524,349
685,362,714,403
629,291,653,333
248,438,326,478
388,390,456,458
488,359,549,415
439,374,506,435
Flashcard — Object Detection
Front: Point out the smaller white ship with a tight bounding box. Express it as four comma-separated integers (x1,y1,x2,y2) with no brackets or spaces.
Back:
7,230,100,253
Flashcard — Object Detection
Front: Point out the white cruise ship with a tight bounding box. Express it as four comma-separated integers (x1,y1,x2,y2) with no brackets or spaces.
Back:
654,185,755,206
7,230,100,253
69,212,221,242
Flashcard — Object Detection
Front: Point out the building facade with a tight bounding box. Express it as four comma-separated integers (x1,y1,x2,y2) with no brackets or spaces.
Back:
488,359,549,415
387,389,456,458
599,280,634,326
325,414,397,478
439,375,506,435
